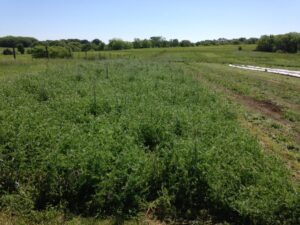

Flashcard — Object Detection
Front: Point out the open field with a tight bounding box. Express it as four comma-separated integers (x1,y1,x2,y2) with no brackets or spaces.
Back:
0,45,300,224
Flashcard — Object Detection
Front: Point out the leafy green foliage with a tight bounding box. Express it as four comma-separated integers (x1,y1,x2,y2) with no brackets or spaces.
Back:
257,33,300,53
0,59,298,224
17,43,25,54
32,45,72,58
2,48,13,55
0,36,37,48
32,45,48,58
48,46,72,58
108,39,133,50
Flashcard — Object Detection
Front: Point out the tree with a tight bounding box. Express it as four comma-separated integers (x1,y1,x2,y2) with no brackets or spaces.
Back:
217,38,229,45
108,39,132,50
133,38,142,49
142,39,152,48
92,39,101,45
238,37,247,43
150,36,165,48
180,40,193,47
256,33,300,53
0,36,37,48
0,36,17,59
0,36,39,59
274,33,299,53
246,38,258,44
17,43,25,54
91,39,105,51
80,39,90,45
170,39,179,47
108,39,124,50
256,35,275,52
81,43,92,57
68,41,82,52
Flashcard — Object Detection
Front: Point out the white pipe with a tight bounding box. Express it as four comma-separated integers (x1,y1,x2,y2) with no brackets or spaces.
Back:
229,64,300,78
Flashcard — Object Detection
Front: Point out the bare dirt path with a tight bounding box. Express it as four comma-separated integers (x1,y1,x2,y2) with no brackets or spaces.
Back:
181,63,300,180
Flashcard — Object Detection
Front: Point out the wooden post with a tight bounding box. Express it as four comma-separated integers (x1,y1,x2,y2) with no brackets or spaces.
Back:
106,63,109,79
12,47,16,60
45,46,49,59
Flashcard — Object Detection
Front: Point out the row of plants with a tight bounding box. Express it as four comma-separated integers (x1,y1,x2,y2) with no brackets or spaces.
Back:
0,60,299,224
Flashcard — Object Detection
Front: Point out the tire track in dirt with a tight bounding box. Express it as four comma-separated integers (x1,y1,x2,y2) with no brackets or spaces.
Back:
180,62,300,180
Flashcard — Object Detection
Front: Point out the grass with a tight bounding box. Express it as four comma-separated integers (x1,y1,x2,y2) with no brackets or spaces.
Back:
0,46,299,224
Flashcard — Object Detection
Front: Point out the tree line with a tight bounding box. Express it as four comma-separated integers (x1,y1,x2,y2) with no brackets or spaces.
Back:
0,36,258,58
256,32,300,53
0,36,37,59
1,33,299,59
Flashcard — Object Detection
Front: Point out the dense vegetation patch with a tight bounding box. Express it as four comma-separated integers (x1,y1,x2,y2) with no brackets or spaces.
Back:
0,60,299,224
256,33,300,53
32,45,72,58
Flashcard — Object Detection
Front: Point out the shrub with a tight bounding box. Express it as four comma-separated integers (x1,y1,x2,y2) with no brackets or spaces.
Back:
274,33,299,53
32,46,72,58
256,33,300,53
48,46,72,58
108,39,133,50
2,48,13,55
32,45,48,58
256,35,275,52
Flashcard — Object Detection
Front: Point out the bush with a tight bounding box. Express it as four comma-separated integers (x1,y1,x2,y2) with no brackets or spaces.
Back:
2,48,13,55
32,45,48,58
180,40,193,47
32,46,72,58
256,33,300,53
274,33,299,53
49,46,72,58
256,35,275,52
108,39,133,50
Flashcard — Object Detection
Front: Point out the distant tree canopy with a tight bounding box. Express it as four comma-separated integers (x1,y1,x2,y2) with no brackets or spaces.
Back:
195,37,259,46
1,33,299,55
0,35,262,55
133,38,143,48
108,39,132,50
180,40,194,47
81,43,92,52
256,33,300,53
170,39,179,47
0,36,38,48
92,39,105,50
0,36,38,59
150,36,170,48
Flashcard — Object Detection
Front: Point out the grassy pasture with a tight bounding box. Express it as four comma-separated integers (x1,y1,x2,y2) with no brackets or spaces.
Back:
0,46,299,224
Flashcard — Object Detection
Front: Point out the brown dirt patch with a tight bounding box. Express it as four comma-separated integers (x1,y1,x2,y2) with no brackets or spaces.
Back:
234,95,284,121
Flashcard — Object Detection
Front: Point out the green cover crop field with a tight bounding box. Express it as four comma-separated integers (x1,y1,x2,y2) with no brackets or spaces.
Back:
0,45,299,224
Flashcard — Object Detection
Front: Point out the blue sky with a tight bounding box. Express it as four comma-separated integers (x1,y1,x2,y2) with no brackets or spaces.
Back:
1,0,299,42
